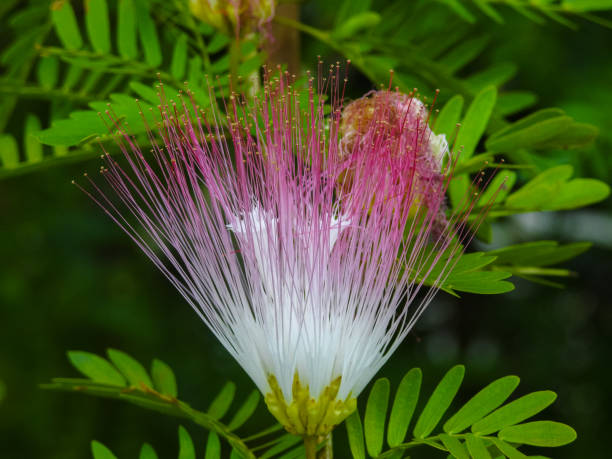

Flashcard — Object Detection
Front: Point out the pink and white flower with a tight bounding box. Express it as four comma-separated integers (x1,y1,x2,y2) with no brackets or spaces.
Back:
77,68,489,436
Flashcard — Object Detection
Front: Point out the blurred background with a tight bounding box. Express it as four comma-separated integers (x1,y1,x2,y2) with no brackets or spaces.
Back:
1,1,611,458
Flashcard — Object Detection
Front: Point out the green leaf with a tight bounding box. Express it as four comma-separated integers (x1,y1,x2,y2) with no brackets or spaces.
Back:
0,134,19,168
465,433,491,459
485,108,596,151
67,351,126,386
151,358,177,397
504,165,609,211
545,178,610,210
188,56,203,86
413,365,464,438
438,0,476,23
207,34,230,54
106,348,153,387
37,56,60,89
439,433,469,459
228,390,260,430
91,441,118,459
178,425,196,459
171,35,188,80
444,375,520,434
471,391,557,435
498,421,577,447
205,432,221,459
529,122,598,150
488,241,591,267
333,12,381,40
345,410,365,459
62,64,84,91
423,251,514,295
135,0,162,67
37,110,106,146
24,114,43,163
473,0,504,22
140,443,159,459
486,116,573,152
364,377,390,457
505,165,572,209
446,270,514,295
455,86,497,161
130,81,159,104
387,368,422,447
51,0,83,50
117,0,138,59
335,0,373,26
489,108,564,141
208,382,236,420
433,95,463,141
85,0,111,54
491,439,527,459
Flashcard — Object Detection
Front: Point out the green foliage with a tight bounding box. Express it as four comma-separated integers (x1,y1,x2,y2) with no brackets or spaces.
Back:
51,1,82,51
67,350,127,386
42,348,303,459
387,369,422,447
92,425,203,459
413,365,465,438
346,411,366,459
47,350,577,458
503,165,610,211
208,382,237,420
0,0,608,300
345,366,576,458
498,421,577,447
0,0,263,176
486,108,599,152
107,348,153,387
150,358,178,397
364,378,391,456
443,376,520,434
438,0,612,27
139,443,159,459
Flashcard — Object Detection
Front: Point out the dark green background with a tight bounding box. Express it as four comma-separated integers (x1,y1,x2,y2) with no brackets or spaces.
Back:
1,2,611,458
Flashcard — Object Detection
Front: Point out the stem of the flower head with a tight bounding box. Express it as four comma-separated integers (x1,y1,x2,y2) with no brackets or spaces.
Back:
303,434,333,459
304,436,318,459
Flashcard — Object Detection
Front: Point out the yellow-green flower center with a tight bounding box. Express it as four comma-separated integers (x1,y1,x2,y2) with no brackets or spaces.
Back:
264,373,357,436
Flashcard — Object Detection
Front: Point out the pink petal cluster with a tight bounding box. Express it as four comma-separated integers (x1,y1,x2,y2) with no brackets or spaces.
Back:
340,89,450,221
77,66,486,414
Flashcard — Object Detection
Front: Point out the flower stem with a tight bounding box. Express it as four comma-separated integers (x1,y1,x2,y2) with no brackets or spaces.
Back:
304,436,318,459
303,434,333,459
